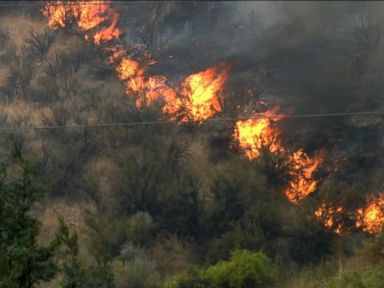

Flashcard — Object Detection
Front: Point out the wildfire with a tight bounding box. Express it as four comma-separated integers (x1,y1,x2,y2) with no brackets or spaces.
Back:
234,111,322,203
93,10,120,45
315,204,343,234
42,1,121,46
356,194,384,234
43,0,227,124
285,149,322,203
41,1,384,236
179,66,228,123
44,1,384,235
234,116,282,160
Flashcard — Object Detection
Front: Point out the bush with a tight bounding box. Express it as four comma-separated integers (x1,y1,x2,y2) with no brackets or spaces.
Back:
327,265,384,288
357,233,384,265
165,250,276,288
203,250,276,288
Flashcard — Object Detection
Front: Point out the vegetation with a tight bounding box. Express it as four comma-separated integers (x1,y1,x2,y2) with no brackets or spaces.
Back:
1,2,384,288
0,144,58,288
166,250,276,288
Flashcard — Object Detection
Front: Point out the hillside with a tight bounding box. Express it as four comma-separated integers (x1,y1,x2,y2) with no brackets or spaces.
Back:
1,2,384,287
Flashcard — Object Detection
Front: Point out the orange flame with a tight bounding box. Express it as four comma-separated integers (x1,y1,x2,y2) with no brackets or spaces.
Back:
356,194,384,234
42,1,67,28
43,1,121,46
93,10,120,45
179,66,228,123
285,149,322,203
315,204,343,234
234,111,322,204
234,116,283,160
43,1,227,123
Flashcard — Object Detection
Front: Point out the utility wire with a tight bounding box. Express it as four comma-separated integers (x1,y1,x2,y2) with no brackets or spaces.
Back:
0,111,384,132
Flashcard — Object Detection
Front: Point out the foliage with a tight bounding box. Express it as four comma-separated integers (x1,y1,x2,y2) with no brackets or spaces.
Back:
327,265,384,288
83,217,116,288
356,233,384,265
56,218,87,288
166,250,276,288
0,144,58,288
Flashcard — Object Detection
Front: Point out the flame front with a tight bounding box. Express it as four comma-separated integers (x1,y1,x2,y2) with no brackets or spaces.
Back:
285,149,322,203
234,116,282,160
43,0,227,124
356,195,384,234
42,1,121,45
234,112,321,204
179,67,228,123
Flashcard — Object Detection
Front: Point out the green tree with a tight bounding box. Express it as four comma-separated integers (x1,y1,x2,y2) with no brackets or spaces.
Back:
83,217,115,288
56,218,87,288
0,144,58,288
56,215,116,288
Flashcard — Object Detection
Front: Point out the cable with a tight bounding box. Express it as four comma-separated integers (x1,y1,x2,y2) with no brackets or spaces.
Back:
0,110,383,132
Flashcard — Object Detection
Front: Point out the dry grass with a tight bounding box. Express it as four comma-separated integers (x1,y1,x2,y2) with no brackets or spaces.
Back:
182,139,216,200
33,197,97,246
0,67,9,88
0,101,54,134
83,156,120,211
150,234,192,277
275,255,372,288
34,198,97,288
0,15,45,52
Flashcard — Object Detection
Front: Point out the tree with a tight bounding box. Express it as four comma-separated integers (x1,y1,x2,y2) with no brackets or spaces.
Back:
56,215,116,288
56,218,87,288
83,216,116,288
0,143,58,288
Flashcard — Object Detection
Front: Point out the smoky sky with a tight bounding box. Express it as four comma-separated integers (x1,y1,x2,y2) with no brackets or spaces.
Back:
118,2,383,85
17,0,384,116
116,1,384,154
120,2,377,58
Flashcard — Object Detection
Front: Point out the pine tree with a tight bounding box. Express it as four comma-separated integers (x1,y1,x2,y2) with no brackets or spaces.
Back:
56,218,87,288
0,143,58,288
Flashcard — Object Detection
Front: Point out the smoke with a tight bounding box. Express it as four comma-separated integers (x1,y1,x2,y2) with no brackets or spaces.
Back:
119,2,383,96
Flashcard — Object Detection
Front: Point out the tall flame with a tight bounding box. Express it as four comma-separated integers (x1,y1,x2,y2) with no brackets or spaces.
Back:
42,1,121,45
42,0,227,123
234,116,282,160
93,11,120,45
356,195,384,234
179,66,228,123
234,111,322,204
285,149,322,203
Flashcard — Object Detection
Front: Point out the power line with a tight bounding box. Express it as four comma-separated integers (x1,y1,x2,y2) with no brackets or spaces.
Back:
0,110,383,132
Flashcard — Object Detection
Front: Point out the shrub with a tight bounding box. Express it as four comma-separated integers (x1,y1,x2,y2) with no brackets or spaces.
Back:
165,250,276,288
327,265,384,288
203,250,276,288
